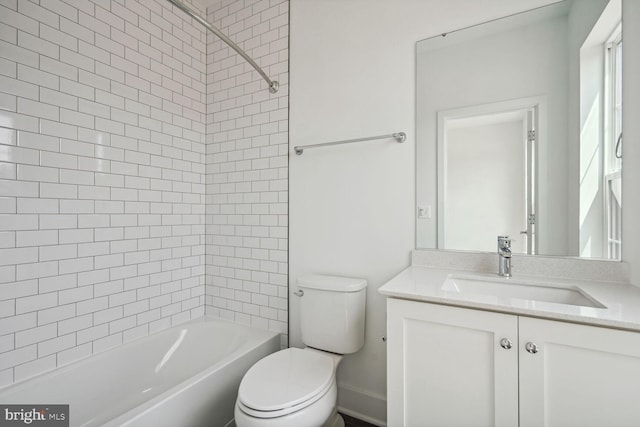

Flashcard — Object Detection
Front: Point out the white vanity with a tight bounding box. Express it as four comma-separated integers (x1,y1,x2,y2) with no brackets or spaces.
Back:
380,252,640,427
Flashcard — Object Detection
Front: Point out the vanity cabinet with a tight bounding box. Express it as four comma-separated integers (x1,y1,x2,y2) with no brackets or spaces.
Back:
387,298,640,427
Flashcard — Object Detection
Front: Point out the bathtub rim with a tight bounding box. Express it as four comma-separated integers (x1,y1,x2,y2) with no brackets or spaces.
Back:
0,316,281,397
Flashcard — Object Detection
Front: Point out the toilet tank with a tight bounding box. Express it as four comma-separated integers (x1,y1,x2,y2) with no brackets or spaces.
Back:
297,275,367,354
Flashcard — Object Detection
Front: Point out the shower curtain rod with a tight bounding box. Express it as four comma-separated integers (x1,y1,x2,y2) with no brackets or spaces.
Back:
166,0,279,94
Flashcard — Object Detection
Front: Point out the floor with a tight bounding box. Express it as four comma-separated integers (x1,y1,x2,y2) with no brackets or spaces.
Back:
341,413,379,427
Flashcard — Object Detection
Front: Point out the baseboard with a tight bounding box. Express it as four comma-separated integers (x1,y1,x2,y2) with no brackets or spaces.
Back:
337,382,387,427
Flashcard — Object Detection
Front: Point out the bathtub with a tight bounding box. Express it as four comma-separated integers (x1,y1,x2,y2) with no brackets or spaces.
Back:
0,317,280,427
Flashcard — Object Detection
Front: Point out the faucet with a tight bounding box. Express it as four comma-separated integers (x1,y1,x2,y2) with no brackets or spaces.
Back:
498,236,512,277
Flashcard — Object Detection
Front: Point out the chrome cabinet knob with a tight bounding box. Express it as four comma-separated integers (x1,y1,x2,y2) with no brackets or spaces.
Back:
500,338,513,350
525,342,538,354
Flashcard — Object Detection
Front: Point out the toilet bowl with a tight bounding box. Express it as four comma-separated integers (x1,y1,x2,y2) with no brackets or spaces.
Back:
235,275,367,427
234,348,344,427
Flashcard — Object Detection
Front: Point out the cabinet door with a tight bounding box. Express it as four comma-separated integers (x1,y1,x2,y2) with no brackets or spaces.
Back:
519,317,640,427
387,299,518,427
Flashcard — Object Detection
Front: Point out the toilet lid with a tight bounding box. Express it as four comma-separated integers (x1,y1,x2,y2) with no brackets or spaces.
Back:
238,348,334,412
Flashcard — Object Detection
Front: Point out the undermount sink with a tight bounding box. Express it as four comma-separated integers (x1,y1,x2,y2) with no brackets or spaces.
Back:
441,275,606,308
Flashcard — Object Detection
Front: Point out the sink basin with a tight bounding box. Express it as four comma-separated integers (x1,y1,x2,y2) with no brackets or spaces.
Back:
441,275,606,308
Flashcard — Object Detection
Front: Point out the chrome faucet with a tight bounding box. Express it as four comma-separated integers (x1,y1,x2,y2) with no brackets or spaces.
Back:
498,236,512,277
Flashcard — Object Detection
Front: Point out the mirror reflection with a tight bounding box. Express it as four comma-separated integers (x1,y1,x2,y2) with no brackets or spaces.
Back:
416,0,622,259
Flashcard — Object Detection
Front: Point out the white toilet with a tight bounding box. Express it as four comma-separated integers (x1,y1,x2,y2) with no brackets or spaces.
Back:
234,274,367,427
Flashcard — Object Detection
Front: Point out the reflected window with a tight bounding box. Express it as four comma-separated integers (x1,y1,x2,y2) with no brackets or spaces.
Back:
604,27,622,259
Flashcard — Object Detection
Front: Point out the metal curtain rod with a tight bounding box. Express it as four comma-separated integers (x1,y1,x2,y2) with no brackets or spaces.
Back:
166,0,279,94
294,132,407,155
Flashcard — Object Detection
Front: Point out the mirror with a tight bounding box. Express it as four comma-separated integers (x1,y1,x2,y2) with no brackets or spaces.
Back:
416,0,622,259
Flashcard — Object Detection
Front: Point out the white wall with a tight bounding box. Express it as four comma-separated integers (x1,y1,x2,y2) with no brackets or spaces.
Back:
0,0,207,387
622,0,640,285
204,0,289,345
446,121,526,253
289,0,556,423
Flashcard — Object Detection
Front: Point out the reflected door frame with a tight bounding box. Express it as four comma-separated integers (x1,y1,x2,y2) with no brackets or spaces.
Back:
436,96,545,254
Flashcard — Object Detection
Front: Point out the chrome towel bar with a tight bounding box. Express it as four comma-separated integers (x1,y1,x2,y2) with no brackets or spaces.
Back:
294,132,406,155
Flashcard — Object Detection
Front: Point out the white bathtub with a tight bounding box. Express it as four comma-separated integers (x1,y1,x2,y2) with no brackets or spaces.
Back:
0,318,280,427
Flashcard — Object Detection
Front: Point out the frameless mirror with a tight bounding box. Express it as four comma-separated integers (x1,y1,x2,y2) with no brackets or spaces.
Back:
416,0,622,259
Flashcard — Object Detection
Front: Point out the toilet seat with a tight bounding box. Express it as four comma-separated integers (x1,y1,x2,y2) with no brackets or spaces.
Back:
237,348,335,418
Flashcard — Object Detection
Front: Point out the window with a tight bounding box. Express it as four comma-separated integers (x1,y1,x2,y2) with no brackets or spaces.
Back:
604,26,622,259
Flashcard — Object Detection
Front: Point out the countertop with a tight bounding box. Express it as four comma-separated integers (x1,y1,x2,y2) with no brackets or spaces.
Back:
379,265,640,332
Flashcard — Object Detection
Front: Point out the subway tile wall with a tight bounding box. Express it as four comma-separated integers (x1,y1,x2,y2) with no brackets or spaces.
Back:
0,0,208,387
205,0,289,345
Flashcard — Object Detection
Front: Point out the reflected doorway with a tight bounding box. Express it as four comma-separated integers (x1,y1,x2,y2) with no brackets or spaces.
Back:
437,102,538,254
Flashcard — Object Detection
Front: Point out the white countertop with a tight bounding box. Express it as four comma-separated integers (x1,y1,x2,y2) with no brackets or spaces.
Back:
379,265,640,332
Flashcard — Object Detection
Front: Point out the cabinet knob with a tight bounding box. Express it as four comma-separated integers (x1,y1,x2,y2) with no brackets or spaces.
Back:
500,338,512,350
525,342,538,354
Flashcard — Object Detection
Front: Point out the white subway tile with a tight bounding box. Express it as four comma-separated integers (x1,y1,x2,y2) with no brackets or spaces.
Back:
0,110,38,133
0,333,13,353
39,215,78,230
16,230,58,247
60,138,94,157
78,11,109,38
60,199,94,214
93,296,123,319
0,146,37,166
39,244,77,261
94,227,124,242
58,228,93,244
0,247,37,266
58,256,93,274
78,157,110,173
57,342,91,367
60,108,94,129
39,56,77,81
58,286,92,305
17,164,59,183
0,4,38,34
15,323,57,348
0,312,36,335
123,324,148,343
77,268,110,287
40,183,78,200
0,344,36,371
0,128,17,147
109,315,136,334
60,47,94,73
76,324,108,344
78,185,110,200
18,31,59,59
93,332,122,353
0,231,14,249
0,214,38,231
0,39,38,68
0,180,37,198
15,291,58,313
0,298,14,317
0,277,36,299
39,274,77,293
18,64,59,91
40,120,78,140
94,279,124,297
37,304,75,326
38,333,75,357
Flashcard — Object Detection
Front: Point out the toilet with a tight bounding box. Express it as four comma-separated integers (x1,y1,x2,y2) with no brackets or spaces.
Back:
234,274,367,427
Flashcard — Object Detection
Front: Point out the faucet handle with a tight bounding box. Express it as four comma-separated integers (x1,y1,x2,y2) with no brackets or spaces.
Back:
498,235,511,245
